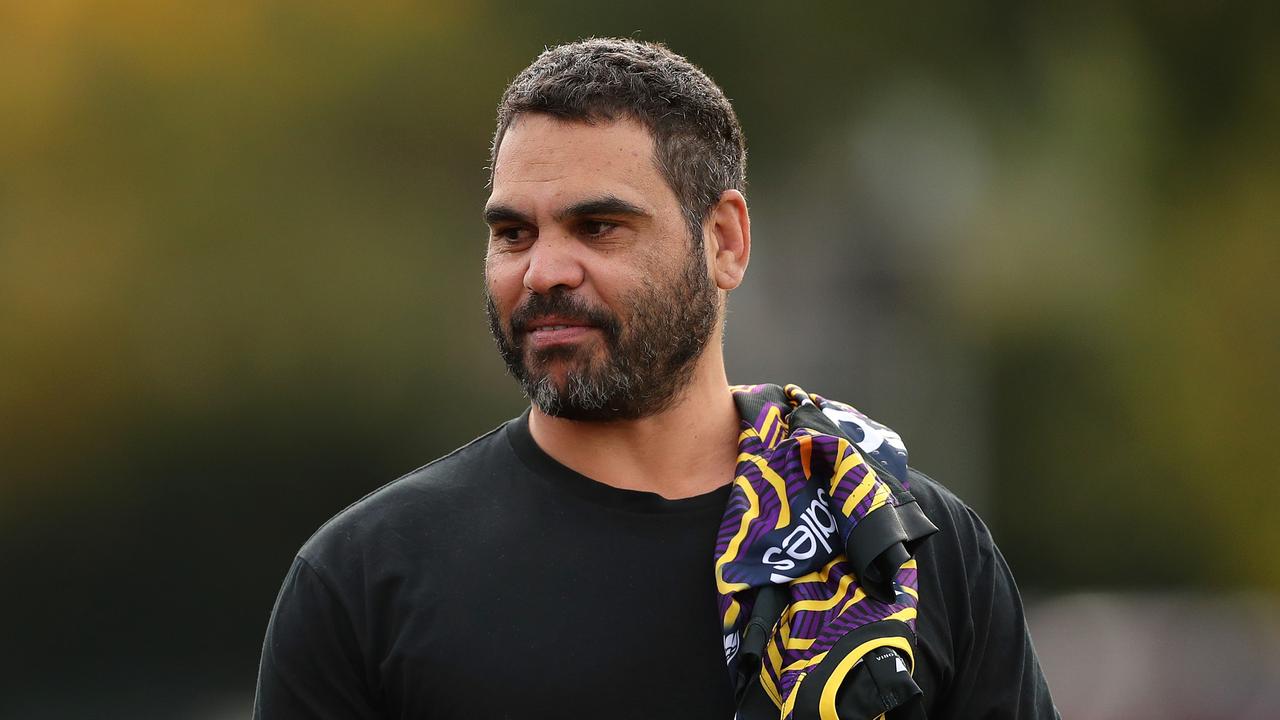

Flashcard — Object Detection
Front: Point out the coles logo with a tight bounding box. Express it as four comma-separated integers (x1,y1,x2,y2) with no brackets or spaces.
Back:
761,487,840,583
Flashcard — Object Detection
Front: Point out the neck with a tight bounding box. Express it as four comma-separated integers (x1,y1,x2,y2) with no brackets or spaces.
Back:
527,345,740,500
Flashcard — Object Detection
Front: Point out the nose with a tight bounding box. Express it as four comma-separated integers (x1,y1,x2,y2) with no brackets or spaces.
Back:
522,235,585,294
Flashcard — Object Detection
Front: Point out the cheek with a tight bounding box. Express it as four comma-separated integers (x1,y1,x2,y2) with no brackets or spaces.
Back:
484,258,523,303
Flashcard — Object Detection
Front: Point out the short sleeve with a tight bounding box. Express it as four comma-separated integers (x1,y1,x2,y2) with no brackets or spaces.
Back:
254,556,383,720
939,506,1060,719
906,468,1060,719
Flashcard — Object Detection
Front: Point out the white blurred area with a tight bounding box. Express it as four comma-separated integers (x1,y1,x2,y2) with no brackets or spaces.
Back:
1029,593,1280,719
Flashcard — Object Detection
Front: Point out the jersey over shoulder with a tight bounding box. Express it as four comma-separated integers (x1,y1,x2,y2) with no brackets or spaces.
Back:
254,413,1058,719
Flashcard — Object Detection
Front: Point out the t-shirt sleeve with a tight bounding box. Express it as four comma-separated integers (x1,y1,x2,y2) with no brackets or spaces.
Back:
937,503,1060,719
254,556,383,720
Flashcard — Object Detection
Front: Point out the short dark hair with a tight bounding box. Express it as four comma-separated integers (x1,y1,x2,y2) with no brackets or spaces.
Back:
491,38,746,243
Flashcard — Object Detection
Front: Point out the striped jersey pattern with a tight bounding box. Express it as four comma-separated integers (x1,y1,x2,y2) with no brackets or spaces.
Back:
715,384,924,718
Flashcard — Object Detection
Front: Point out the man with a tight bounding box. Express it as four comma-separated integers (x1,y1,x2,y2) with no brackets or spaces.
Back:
255,38,1058,719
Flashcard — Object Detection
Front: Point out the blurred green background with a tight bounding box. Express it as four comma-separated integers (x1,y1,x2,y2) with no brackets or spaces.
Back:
2,1,1277,717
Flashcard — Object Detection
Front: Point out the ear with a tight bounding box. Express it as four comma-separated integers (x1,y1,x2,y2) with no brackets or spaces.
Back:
704,189,751,291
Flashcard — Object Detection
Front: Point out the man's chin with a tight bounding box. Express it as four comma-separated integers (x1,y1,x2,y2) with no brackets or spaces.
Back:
520,368,635,422
522,344,605,380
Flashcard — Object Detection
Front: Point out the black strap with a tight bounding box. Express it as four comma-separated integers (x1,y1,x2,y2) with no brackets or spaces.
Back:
734,585,789,701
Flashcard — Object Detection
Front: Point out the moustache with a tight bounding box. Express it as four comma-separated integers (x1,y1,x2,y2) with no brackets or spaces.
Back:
510,292,622,340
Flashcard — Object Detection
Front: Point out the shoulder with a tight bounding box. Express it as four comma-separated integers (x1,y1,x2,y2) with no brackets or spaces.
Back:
904,468,994,554
902,467,1006,652
901,466,1010,610
296,420,515,574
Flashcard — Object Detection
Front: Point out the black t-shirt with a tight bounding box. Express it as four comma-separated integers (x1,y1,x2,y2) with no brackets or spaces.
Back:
255,413,1058,719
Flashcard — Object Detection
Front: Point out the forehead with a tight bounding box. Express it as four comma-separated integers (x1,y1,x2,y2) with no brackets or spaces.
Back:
489,114,677,213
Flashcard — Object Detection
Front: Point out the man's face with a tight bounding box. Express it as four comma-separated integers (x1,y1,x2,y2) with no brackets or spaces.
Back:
483,115,720,421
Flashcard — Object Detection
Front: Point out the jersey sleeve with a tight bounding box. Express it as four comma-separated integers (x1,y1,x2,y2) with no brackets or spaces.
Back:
254,556,383,720
936,502,1060,719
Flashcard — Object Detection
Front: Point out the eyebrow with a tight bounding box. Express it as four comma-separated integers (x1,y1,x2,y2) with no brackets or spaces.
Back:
483,204,529,226
483,195,651,226
554,196,650,223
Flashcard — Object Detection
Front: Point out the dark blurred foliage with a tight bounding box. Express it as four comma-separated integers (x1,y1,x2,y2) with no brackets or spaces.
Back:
1,1,1276,715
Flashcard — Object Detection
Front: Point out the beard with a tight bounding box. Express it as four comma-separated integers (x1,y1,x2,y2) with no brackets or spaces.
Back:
485,245,720,421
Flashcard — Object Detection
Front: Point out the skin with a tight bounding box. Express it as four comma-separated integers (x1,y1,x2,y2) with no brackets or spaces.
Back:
484,114,752,499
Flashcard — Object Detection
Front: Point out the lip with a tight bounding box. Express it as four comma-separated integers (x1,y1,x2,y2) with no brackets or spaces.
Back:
522,316,597,347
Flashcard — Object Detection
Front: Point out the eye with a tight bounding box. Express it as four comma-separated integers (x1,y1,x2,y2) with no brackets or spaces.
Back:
579,219,617,237
491,225,534,244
